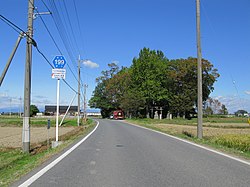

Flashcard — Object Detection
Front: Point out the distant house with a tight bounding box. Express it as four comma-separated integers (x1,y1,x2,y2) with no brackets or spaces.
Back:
244,113,249,117
45,105,78,116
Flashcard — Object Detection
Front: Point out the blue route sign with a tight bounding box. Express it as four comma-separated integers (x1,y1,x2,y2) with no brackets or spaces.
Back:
52,56,66,68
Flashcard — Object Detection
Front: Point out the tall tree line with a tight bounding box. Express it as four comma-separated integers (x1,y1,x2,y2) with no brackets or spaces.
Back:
89,48,220,119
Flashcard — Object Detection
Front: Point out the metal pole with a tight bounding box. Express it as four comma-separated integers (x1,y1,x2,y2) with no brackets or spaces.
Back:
56,79,60,142
59,93,77,126
196,0,203,139
78,55,81,126
22,0,34,152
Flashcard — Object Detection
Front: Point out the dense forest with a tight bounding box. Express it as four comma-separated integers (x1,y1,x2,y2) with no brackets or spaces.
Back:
89,48,220,119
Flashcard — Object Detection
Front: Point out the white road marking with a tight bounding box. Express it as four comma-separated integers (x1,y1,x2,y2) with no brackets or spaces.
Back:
124,121,250,166
18,121,99,187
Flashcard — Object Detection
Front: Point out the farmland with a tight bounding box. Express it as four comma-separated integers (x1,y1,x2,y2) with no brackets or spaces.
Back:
126,117,250,159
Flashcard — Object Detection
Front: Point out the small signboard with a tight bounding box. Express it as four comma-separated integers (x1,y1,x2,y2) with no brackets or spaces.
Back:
52,68,66,79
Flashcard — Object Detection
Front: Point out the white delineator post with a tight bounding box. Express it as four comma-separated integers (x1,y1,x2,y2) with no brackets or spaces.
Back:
56,79,60,142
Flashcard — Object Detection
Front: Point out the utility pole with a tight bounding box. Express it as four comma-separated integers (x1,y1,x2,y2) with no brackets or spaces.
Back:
22,0,34,152
196,0,203,139
84,84,88,122
77,55,81,126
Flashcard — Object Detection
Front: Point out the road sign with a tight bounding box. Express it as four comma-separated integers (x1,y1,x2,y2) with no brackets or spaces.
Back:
52,69,66,73
52,68,66,79
52,56,66,68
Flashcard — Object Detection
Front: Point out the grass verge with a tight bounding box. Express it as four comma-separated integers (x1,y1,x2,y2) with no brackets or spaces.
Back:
0,119,96,187
126,119,250,160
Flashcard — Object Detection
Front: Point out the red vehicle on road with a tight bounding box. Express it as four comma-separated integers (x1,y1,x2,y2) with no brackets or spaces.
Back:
113,110,124,120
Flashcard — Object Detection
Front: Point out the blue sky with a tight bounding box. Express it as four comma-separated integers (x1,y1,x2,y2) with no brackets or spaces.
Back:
0,0,250,114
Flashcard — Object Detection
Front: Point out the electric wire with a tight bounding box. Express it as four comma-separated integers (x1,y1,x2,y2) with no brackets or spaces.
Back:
57,0,78,56
28,1,80,94
47,0,78,69
62,0,80,54
41,0,52,13
46,0,87,96
35,2,79,82
0,14,77,94
0,15,25,34
0,15,21,34
48,0,84,98
34,0,83,89
73,0,85,52
29,0,87,98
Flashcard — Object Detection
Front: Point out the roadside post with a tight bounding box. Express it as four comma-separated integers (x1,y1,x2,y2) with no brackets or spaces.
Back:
51,55,66,148
47,119,50,149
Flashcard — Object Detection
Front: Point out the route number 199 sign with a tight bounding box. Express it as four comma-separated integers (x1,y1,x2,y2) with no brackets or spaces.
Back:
52,56,66,69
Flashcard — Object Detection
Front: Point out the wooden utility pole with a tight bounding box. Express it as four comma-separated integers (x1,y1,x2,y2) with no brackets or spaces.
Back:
196,0,203,139
22,0,34,152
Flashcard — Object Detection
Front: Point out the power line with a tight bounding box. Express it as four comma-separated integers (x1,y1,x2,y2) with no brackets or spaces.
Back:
0,15,21,34
35,1,81,85
0,14,36,46
73,0,85,53
28,0,85,98
62,0,80,54
47,0,78,67
46,0,87,98
41,0,52,13
48,0,86,96
0,15,25,34
0,14,77,94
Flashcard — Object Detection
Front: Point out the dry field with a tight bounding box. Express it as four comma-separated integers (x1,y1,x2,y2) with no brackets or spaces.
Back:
149,123,250,137
0,126,76,148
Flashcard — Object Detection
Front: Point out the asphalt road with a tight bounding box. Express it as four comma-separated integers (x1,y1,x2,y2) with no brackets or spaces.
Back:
16,119,249,187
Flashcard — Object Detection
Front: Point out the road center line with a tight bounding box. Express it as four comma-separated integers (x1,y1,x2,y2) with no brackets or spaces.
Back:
18,121,99,187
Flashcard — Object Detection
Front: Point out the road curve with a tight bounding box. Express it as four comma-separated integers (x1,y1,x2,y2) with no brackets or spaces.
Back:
15,119,249,187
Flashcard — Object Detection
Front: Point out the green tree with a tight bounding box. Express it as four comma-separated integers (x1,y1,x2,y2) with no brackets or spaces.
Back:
89,48,220,119
30,105,39,116
167,58,219,118
89,63,121,118
219,104,228,115
130,48,169,117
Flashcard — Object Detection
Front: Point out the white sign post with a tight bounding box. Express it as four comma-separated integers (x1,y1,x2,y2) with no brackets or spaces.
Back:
51,56,66,148
56,79,60,142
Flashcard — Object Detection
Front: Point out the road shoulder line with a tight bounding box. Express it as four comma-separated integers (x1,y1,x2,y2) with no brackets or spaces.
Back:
18,121,99,187
124,121,250,166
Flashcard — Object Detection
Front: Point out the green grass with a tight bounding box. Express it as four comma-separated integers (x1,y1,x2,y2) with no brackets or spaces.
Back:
0,119,96,187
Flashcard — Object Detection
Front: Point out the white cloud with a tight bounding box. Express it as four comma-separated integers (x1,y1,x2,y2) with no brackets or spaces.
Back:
112,60,119,65
82,60,99,68
212,95,250,114
245,91,250,95
0,95,21,109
